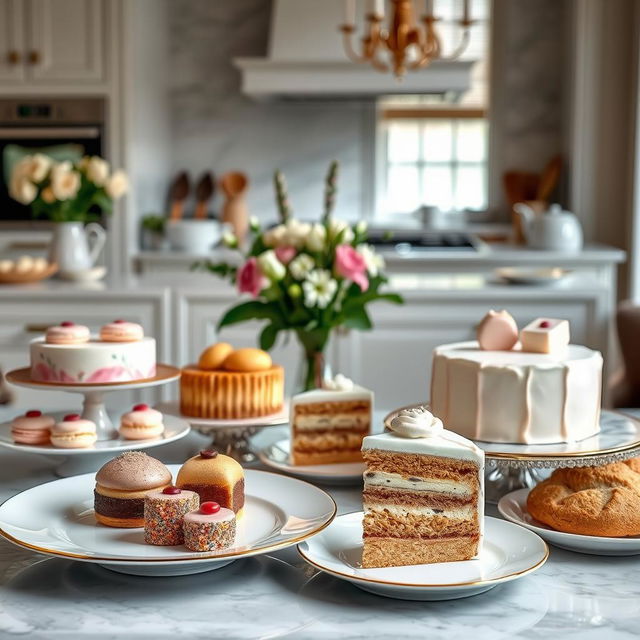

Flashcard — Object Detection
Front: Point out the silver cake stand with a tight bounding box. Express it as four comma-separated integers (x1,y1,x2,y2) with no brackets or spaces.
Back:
156,401,289,463
383,406,640,503
6,365,181,441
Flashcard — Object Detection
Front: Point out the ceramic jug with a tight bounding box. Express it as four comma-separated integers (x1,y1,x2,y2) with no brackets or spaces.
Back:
513,203,583,253
48,222,106,273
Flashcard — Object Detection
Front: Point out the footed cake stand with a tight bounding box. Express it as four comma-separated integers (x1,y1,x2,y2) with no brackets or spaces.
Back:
384,406,640,503
6,365,181,441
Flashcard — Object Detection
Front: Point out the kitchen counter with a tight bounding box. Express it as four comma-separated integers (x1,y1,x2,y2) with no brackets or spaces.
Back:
0,423,639,639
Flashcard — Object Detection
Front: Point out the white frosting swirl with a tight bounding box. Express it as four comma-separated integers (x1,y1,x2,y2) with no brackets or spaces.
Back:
389,407,443,439
323,374,354,392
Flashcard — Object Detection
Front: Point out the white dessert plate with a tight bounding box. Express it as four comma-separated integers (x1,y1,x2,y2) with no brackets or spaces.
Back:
58,266,107,282
0,466,336,577
0,412,190,456
250,425,365,485
298,512,548,601
156,401,289,432
498,488,640,556
495,267,572,286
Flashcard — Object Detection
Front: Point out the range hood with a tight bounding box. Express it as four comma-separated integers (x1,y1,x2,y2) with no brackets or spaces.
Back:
234,0,475,99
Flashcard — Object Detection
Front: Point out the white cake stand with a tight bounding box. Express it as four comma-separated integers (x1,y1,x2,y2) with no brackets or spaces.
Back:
6,365,181,441
156,401,289,463
384,406,640,503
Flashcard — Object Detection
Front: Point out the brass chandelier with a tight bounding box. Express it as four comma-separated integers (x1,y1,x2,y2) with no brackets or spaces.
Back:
340,0,474,78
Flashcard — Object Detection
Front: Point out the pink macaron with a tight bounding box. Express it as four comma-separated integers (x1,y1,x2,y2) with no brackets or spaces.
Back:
100,319,144,342
11,409,55,445
119,403,164,440
46,322,90,345
50,413,97,449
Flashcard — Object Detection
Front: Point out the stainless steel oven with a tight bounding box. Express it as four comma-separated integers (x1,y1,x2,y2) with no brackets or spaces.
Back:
0,98,105,229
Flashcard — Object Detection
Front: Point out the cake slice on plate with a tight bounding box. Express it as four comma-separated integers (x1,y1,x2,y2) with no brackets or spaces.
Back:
361,407,484,568
290,375,372,465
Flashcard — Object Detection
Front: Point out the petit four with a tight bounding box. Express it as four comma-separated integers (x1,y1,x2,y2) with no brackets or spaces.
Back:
290,374,372,465
430,314,602,444
361,407,484,568
476,310,518,351
520,317,570,354
100,319,144,342
527,462,640,537
94,452,172,528
31,323,156,383
45,322,90,345
183,501,236,552
180,343,284,419
176,450,245,516
144,486,199,546
119,403,164,440
11,409,54,445
50,413,97,449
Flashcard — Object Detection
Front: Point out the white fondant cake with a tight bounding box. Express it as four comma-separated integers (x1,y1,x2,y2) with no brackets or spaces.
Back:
430,341,603,444
30,337,156,383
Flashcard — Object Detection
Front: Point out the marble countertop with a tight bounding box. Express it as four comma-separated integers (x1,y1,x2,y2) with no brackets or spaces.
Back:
0,424,639,639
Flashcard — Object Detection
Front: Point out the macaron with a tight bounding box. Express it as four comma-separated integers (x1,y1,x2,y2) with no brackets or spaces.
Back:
100,319,144,342
222,348,272,372
45,322,90,345
94,452,172,528
198,342,233,370
50,413,97,449
119,403,164,440
11,409,54,445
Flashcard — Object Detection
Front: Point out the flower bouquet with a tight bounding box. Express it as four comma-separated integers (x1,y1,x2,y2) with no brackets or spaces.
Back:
195,161,403,391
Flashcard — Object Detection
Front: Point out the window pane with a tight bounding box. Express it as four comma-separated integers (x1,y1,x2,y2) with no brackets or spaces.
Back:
456,120,486,162
455,165,485,210
423,166,453,210
387,165,420,213
387,122,420,162
423,121,453,162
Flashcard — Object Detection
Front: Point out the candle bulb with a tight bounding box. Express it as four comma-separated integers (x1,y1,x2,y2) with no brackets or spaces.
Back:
368,0,384,17
426,0,434,17
344,0,356,25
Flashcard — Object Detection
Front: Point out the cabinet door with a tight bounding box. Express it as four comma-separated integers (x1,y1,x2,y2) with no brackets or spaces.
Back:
0,0,25,83
27,0,104,83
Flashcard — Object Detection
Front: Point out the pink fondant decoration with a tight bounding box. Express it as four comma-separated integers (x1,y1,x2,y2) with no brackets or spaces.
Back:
477,310,519,351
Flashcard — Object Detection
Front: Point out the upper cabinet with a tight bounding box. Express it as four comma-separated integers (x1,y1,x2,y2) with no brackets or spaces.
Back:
0,0,105,85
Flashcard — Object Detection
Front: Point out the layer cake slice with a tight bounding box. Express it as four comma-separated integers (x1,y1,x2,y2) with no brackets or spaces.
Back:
361,407,484,568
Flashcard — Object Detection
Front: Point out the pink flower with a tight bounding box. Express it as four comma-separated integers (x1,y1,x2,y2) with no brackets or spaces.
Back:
275,245,296,265
335,244,369,291
237,257,265,297
85,366,128,383
34,362,58,382
58,370,77,383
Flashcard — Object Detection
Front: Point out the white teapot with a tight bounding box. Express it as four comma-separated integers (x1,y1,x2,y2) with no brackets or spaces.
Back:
513,203,583,253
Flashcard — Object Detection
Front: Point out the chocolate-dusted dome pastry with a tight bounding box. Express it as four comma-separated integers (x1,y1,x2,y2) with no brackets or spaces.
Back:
94,452,172,528
176,450,245,516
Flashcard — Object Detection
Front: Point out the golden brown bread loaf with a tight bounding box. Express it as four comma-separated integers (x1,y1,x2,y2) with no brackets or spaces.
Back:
526,459,640,537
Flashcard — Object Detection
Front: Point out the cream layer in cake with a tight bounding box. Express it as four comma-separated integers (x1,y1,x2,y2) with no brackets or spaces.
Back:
430,341,602,445
361,411,484,569
30,337,156,383
290,380,373,466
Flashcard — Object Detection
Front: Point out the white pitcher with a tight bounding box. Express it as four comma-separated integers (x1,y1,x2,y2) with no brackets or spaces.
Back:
48,222,106,273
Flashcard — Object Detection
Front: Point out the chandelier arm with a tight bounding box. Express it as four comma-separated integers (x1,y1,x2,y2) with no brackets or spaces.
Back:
340,27,369,64
437,25,472,61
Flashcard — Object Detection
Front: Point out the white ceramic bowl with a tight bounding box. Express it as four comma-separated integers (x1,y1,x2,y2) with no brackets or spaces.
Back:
166,219,221,253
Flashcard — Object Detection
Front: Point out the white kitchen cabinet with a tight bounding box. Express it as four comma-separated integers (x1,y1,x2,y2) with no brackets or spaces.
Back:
0,0,25,83
0,0,105,85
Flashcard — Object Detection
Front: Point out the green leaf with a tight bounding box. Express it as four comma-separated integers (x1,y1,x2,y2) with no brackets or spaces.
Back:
217,300,283,330
343,306,372,330
259,323,280,350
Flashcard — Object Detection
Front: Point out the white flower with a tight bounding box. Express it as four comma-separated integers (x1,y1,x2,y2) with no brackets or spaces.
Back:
257,250,286,281
263,224,287,248
355,220,368,235
249,216,261,232
303,269,338,309
282,219,311,249
356,244,385,276
306,223,327,252
41,186,56,204
105,170,128,199
86,156,110,186
10,176,37,204
289,253,315,280
222,231,238,248
328,218,354,244
50,161,80,201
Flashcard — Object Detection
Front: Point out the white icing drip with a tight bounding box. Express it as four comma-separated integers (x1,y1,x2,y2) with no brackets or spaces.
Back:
389,407,443,439
322,374,354,392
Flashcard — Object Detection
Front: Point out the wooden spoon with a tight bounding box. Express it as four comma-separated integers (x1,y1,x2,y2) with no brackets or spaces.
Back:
168,171,190,221
220,172,248,198
536,154,562,202
194,172,214,220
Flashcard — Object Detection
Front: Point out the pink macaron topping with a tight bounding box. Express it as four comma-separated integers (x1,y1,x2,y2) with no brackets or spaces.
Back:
60,321,75,327
25,410,42,418
133,403,150,412
63,413,81,421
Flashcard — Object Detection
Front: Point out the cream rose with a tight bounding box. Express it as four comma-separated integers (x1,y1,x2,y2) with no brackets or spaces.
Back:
50,162,80,201
41,186,56,204
105,170,128,199
10,176,37,205
86,156,110,186
306,223,327,252
257,250,286,281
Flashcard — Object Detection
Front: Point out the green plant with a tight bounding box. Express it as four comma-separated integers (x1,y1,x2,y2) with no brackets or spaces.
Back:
141,214,165,235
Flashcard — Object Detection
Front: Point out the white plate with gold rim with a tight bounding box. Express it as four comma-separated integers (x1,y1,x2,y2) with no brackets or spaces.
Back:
250,426,365,485
0,466,336,577
298,512,548,601
498,488,640,556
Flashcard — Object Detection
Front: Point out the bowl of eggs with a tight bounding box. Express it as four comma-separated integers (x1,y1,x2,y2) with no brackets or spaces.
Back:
0,256,58,284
